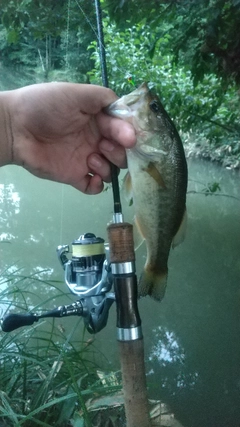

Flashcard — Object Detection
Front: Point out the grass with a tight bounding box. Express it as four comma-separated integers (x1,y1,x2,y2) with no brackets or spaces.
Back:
0,329,94,426
0,268,120,427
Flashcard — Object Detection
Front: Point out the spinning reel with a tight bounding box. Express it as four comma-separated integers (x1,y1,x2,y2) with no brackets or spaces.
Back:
1,233,115,334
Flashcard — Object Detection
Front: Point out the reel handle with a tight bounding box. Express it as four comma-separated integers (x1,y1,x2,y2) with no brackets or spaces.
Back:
1,303,85,333
1,313,38,332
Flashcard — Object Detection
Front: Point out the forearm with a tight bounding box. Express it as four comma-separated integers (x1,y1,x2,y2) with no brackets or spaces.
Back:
0,91,13,166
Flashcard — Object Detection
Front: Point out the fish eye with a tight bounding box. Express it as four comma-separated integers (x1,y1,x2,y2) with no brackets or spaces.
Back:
149,100,160,113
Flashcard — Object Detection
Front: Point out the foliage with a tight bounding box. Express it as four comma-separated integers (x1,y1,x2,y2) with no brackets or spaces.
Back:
0,0,95,82
103,0,240,87
0,268,121,427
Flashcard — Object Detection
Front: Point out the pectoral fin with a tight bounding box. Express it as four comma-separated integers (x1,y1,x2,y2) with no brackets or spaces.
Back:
143,162,166,189
132,215,145,250
122,172,133,206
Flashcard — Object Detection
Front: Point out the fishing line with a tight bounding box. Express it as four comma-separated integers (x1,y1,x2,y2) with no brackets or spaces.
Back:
65,0,71,68
70,0,153,87
59,184,64,244
73,0,132,83
94,0,109,88
74,0,100,45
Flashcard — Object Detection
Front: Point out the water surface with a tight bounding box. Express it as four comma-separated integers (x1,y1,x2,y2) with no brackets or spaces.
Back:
0,159,240,427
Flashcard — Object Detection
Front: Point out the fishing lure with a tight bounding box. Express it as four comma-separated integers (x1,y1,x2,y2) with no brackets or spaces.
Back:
127,75,136,87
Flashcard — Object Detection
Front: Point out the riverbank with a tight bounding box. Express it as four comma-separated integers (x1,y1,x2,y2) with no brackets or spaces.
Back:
183,132,240,170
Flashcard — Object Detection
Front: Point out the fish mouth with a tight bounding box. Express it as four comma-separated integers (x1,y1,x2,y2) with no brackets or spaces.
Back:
106,93,142,118
106,100,133,118
105,82,150,119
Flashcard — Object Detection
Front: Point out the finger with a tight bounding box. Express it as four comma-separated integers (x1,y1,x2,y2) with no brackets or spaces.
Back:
98,140,128,169
97,112,136,148
73,173,104,195
87,153,112,183
71,84,119,114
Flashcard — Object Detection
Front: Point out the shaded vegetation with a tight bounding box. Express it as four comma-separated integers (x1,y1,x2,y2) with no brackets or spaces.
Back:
0,0,95,83
0,0,239,166
105,0,240,87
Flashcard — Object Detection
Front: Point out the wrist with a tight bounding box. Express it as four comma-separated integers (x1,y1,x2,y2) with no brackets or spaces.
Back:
0,91,14,167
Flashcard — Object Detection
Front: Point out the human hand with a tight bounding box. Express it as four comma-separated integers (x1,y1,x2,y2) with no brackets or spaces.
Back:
0,83,136,194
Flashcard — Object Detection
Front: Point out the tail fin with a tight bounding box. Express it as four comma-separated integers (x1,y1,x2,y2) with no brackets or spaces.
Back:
139,268,168,302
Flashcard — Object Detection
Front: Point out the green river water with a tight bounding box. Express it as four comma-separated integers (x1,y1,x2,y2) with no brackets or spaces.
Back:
0,158,240,427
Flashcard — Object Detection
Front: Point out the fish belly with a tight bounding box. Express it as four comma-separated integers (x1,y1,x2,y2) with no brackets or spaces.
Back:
127,150,178,301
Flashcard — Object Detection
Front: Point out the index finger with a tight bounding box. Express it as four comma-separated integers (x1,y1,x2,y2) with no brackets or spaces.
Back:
72,83,119,114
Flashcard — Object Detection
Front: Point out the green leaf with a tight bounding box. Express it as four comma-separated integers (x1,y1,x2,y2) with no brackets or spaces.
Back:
7,29,19,44
2,12,12,29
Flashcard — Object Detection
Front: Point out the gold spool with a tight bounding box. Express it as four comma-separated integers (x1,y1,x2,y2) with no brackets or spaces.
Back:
72,243,105,258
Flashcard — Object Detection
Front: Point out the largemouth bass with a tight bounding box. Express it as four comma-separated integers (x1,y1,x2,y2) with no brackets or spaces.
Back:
106,83,188,301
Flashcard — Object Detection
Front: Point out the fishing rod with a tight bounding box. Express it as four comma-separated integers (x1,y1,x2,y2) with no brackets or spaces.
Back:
94,0,123,222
